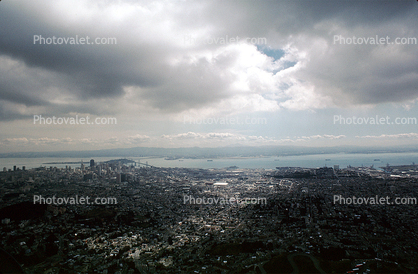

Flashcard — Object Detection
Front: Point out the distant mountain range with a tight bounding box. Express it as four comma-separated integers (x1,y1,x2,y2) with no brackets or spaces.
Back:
1,145,418,158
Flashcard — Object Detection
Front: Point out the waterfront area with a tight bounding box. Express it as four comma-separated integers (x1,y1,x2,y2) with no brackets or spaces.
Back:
2,151,418,171
1,160,418,273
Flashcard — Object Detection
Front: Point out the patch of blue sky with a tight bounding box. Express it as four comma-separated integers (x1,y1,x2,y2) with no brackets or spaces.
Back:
256,45,285,61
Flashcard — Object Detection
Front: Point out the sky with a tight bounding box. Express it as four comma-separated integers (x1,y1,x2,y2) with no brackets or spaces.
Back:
1,0,418,153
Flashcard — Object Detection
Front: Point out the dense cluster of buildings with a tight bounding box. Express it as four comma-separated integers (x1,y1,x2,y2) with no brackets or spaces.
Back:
0,160,417,273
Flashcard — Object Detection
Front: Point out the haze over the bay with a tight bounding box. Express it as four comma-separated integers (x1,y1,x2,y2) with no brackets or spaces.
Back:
1,0,418,153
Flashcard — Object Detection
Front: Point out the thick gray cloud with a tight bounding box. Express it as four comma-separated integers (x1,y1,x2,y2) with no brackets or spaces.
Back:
198,0,416,39
0,0,417,122
209,0,418,108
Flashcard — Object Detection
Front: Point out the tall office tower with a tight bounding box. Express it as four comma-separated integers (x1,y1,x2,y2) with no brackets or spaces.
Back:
121,173,127,182
13,166,16,171
3,167,6,172
90,159,95,167
22,166,25,171
98,166,102,176
116,173,121,184
81,160,85,171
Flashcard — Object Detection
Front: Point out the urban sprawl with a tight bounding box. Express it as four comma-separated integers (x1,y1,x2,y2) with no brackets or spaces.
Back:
1,159,418,273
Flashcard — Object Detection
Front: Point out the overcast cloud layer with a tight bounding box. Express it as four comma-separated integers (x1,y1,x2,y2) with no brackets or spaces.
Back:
1,0,418,152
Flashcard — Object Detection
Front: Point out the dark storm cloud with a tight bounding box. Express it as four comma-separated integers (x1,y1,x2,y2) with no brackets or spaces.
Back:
0,84,48,107
0,0,236,116
138,55,237,111
0,2,164,105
